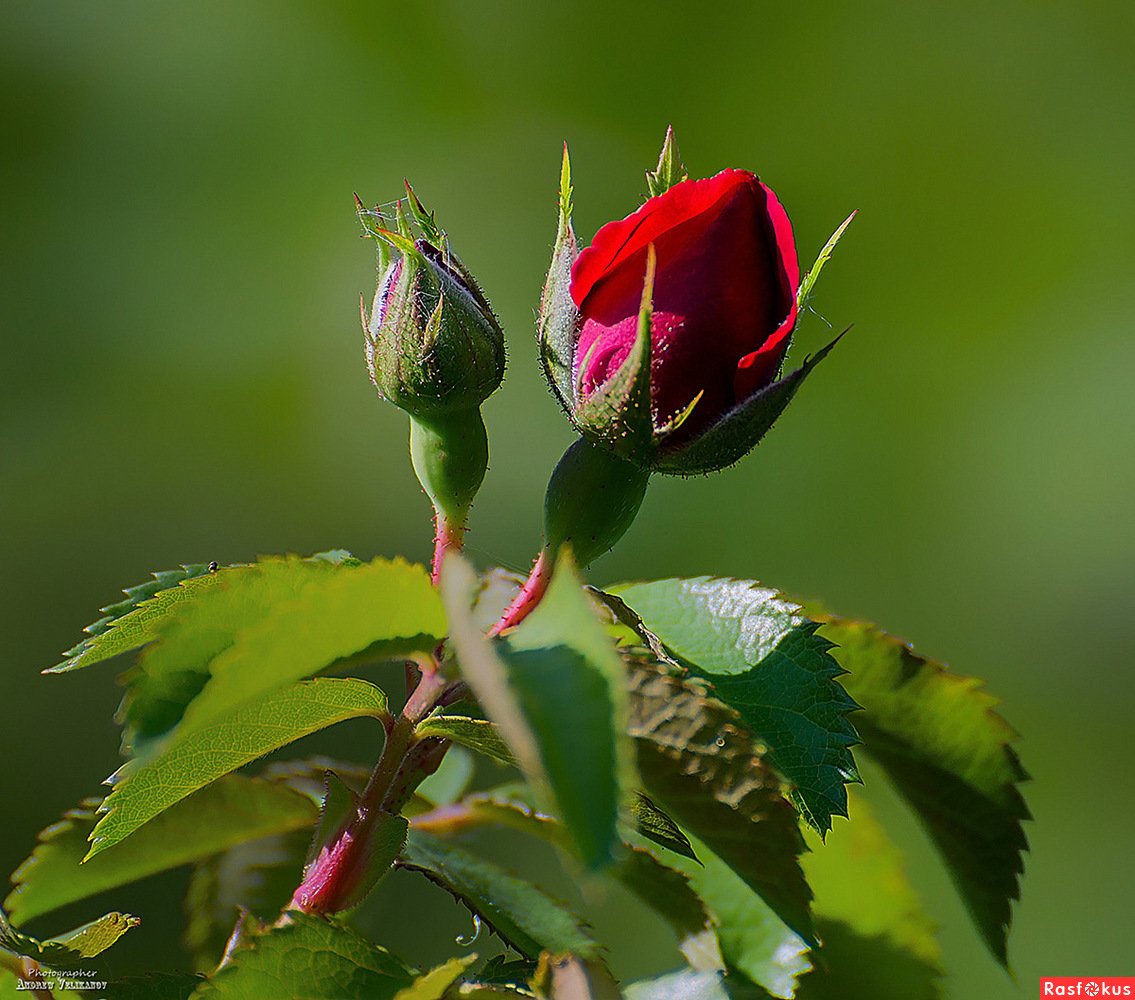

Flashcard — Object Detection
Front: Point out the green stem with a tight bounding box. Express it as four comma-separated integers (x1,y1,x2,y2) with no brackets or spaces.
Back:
409,409,488,583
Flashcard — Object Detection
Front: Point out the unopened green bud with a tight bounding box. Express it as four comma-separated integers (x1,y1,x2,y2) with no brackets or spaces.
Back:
360,191,505,420
544,437,650,568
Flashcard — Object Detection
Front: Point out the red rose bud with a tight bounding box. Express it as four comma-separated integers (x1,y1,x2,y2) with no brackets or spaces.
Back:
358,185,506,580
538,129,846,475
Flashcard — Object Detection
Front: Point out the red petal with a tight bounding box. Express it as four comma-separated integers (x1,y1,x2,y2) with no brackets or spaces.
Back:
734,181,800,399
570,169,761,309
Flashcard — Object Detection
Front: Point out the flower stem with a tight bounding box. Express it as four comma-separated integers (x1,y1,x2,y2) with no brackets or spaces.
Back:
289,658,449,915
488,549,552,636
430,511,465,585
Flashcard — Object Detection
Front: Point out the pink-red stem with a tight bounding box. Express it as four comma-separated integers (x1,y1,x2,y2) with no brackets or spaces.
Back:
289,661,448,915
431,513,465,586
488,549,552,636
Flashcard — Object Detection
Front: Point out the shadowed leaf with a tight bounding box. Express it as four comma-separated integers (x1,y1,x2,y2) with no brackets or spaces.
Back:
611,577,860,836
89,678,388,858
5,775,317,926
442,552,631,871
815,617,1028,966
398,830,596,960
623,652,813,945
190,912,413,999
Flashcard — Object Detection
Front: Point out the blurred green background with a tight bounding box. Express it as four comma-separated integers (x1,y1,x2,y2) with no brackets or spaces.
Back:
2,1,1133,996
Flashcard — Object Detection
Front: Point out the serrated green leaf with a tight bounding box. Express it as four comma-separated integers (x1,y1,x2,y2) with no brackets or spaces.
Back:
611,578,860,837
793,794,942,1000
623,652,814,946
628,793,698,864
398,830,595,960
5,775,317,926
190,911,413,999
673,836,810,999
814,616,1028,966
1,907,138,967
613,848,721,971
90,677,388,858
643,792,941,1000
394,955,478,1000
442,552,631,872
412,792,717,972
39,911,140,959
416,716,517,766
47,563,231,674
123,555,439,749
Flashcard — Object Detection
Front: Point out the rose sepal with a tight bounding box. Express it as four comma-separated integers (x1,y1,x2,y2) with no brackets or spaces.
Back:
357,189,506,421
653,329,849,476
572,246,657,465
537,144,581,413
644,124,688,198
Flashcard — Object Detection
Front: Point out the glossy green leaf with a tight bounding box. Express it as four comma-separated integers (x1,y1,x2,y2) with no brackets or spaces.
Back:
416,716,517,766
398,830,596,960
815,616,1029,966
39,911,141,960
642,792,941,1000
1,907,138,967
191,912,413,999
610,578,860,836
670,837,809,999
623,651,813,945
794,794,942,999
5,775,317,925
393,956,477,1000
629,793,698,864
123,555,439,749
442,552,630,871
48,563,222,674
90,678,387,858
